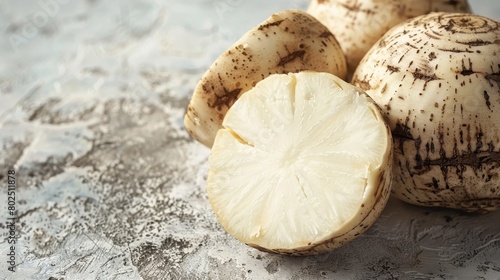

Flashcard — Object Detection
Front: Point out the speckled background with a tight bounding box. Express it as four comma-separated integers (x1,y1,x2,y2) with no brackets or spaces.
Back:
1,1,500,279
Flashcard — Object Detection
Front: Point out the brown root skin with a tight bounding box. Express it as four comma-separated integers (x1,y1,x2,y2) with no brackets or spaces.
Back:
352,12,500,213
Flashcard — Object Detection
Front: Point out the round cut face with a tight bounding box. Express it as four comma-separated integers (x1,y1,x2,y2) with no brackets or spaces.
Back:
207,72,392,253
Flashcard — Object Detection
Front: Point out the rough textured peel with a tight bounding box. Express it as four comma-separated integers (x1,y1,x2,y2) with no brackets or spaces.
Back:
352,13,500,213
207,72,392,255
185,9,347,147
307,0,471,77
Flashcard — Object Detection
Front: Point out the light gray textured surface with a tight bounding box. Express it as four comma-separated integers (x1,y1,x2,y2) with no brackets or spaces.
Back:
0,1,499,279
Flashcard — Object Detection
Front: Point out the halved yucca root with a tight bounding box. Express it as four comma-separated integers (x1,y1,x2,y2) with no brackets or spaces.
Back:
207,72,392,255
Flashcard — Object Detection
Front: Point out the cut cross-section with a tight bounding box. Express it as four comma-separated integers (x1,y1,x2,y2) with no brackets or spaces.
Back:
207,72,392,255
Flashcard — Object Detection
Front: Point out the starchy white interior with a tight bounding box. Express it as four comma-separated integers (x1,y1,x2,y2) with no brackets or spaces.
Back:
208,72,389,250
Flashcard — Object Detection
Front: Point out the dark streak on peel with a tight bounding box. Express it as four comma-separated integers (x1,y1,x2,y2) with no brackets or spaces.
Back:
355,79,371,91
460,58,476,76
210,88,242,111
485,72,500,87
411,69,440,90
438,126,450,184
414,137,423,170
387,65,400,74
412,69,440,83
393,123,414,141
396,124,500,185
277,50,306,67
338,2,374,14
423,150,500,168
437,47,473,53
424,32,440,40
484,91,491,110
209,74,242,111
258,20,284,31
428,52,437,61
319,31,332,38
393,122,414,156
456,39,493,46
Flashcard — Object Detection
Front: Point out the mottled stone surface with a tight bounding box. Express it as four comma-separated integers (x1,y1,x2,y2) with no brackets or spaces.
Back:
0,1,500,279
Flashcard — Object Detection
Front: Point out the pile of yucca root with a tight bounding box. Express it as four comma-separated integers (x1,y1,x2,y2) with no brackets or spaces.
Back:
184,0,500,256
